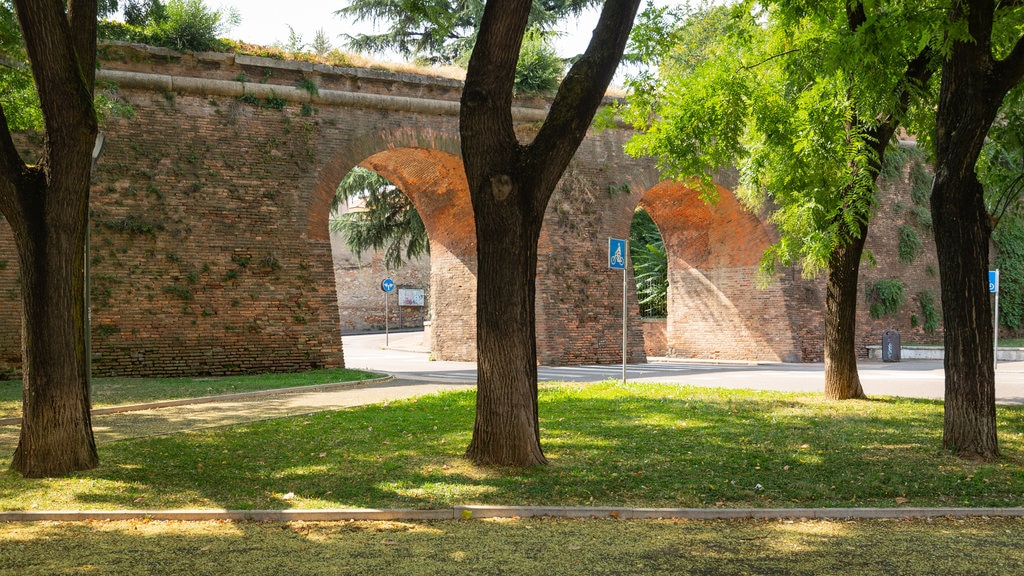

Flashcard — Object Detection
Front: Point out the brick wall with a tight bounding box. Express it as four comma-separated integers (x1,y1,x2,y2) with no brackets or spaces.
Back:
0,43,945,377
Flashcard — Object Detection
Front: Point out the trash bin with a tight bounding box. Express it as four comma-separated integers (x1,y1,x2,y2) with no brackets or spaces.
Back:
881,329,901,362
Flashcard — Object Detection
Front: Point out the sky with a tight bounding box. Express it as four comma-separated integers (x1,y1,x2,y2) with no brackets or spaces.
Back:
223,1,604,62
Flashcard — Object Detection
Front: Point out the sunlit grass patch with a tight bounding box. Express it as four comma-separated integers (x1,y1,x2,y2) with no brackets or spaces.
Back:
1,381,1024,511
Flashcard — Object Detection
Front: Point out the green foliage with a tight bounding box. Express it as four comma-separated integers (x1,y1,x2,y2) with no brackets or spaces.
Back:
513,27,563,95
623,1,942,281
995,213,1024,330
102,214,161,237
236,93,286,110
97,0,238,52
297,77,318,96
629,208,667,318
918,289,940,334
150,0,238,52
162,283,194,301
866,278,906,320
337,0,594,65
909,160,932,206
897,225,923,264
329,167,429,270
0,0,41,131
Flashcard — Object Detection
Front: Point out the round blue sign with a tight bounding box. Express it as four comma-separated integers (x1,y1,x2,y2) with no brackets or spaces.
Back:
381,278,396,293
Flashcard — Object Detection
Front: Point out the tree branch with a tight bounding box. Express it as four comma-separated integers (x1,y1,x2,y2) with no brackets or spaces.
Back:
995,32,1024,94
528,0,642,202
69,0,98,91
13,0,97,152
0,103,24,171
740,48,801,71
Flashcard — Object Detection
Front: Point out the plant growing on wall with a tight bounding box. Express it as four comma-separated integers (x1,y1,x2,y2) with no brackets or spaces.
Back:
866,279,906,320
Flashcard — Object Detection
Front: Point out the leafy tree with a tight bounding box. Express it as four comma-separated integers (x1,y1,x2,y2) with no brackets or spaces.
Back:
630,208,667,317
122,0,166,26
97,0,237,52
149,0,237,52
329,167,428,270
0,0,101,476
460,0,641,466
336,0,595,65
925,0,1024,459
623,0,936,399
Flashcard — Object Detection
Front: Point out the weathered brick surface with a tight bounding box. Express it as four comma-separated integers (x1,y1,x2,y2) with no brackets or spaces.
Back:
0,43,944,377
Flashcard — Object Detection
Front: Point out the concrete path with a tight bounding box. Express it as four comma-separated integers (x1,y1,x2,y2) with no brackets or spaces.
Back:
345,330,1024,404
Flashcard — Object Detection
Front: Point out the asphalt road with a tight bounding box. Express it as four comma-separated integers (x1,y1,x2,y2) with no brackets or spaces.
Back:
342,330,1024,404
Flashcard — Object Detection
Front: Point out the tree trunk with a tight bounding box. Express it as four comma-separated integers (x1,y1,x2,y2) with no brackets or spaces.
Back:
465,177,547,466
932,170,998,458
0,0,100,476
929,0,1009,459
823,226,867,399
459,0,640,466
9,176,98,477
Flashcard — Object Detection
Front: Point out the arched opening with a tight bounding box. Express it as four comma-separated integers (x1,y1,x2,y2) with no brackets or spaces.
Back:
637,180,804,362
312,146,478,362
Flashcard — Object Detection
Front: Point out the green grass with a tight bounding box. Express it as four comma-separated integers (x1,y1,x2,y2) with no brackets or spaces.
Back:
3,517,1024,575
0,368,381,420
2,382,1024,511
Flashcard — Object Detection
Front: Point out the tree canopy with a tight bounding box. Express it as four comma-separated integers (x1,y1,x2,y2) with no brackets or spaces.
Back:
622,0,937,399
336,0,596,64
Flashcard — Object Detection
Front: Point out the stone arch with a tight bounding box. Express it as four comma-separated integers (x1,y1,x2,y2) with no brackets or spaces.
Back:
635,179,804,362
310,129,478,361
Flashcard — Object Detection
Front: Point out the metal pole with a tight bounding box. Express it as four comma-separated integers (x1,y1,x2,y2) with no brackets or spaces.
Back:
622,247,628,385
385,290,390,348
994,268,1000,373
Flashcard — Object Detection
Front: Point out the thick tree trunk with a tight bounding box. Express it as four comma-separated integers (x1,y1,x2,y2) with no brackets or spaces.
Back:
929,0,1007,459
932,167,999,459
9,178,98,476
459,0,640,466
465,182,547,466
823,227,867,400
0,0,101,476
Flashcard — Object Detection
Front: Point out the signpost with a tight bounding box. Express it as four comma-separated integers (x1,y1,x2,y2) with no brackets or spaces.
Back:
381,278,395,347
609,238,627,383
991,270,1000,371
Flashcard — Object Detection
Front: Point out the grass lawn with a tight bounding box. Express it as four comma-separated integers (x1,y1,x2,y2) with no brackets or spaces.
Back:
2,382,1024,511
0,368,382,420
2,516,1023,575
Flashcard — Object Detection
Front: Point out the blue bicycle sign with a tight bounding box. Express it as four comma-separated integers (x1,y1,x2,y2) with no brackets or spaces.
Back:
608,238,626,270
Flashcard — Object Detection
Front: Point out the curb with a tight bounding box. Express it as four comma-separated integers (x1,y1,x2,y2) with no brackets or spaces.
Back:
4,506,1024,523
0,375,395,427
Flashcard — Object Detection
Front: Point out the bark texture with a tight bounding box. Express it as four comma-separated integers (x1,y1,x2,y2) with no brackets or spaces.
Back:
930,0,1024,459
461,0,641,466
823,229,867,400
0,0,99,476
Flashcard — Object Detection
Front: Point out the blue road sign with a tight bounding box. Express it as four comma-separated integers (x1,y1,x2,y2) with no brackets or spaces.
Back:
609,238,626,270
990,270,999,293
381,278,396,293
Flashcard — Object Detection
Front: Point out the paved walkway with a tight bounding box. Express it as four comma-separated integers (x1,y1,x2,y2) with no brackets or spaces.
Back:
0,377,473,451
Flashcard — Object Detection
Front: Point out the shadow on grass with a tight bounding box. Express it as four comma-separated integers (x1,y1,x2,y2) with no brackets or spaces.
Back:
3,516,1024,575
1,382,1024,511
